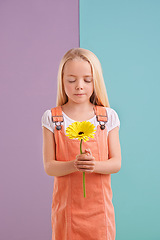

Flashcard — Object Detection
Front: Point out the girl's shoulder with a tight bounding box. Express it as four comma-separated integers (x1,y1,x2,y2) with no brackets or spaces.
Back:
104,106,119,116
41,107,68,133
41,109,54,133
105,107,120,132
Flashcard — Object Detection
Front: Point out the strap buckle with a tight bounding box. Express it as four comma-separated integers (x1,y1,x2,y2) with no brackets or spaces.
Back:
96,116,108,130
95,107,108,130
52,115,64,130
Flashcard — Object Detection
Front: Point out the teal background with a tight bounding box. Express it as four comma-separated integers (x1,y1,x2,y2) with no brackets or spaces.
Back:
80,1,160,239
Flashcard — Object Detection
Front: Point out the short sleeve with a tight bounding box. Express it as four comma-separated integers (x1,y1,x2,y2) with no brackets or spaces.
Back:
41,110,54,133
106,108,120,132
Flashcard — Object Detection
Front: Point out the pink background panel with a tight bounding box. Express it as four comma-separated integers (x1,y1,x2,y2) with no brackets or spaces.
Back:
0,0,79,239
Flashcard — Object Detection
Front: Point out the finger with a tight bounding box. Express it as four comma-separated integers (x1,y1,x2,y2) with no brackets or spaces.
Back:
78,154,95,161
74,161,78,169
85,148,92,156
76,153,86,159
77,160,95,166
78,166,95,172
85,169,94,173
76,154,82,159
77,157,95,164
74,162,83,172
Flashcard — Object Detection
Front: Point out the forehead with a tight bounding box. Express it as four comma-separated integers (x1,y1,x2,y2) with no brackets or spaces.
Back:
63,59,92,76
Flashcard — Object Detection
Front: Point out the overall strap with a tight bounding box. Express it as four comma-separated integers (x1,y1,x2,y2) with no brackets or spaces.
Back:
51,106,63,130
94,105,108,130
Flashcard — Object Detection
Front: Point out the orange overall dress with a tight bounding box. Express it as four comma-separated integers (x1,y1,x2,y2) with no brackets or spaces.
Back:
51,105,116,240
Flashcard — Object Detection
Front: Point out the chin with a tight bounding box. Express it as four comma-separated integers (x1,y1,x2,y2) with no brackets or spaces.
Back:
73,99,87,104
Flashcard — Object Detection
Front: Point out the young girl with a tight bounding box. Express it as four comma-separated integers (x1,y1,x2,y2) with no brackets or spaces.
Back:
41,48,121,240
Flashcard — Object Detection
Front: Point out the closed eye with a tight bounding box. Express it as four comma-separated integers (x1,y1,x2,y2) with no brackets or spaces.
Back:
84,79,92,83
68,80,76,83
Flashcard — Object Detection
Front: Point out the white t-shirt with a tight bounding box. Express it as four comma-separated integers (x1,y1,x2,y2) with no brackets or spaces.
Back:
41,107,120,137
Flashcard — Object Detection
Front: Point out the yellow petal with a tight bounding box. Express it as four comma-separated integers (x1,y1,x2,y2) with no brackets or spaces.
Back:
66,121,96,142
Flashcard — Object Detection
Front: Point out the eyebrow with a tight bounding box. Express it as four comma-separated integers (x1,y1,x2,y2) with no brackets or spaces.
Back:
66,74,92,77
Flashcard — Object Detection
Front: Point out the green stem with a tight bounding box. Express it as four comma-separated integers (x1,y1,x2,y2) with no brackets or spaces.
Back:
80,139,86,198
80,139,83,154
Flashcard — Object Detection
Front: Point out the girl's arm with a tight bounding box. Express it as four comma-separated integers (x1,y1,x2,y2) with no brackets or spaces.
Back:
94,126,121,174
42,127,76,177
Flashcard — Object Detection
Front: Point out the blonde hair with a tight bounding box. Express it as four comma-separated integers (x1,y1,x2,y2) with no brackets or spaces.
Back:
56,48,110,107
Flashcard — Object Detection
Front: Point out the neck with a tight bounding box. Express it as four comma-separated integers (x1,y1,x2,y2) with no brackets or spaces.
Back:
63,100,94,113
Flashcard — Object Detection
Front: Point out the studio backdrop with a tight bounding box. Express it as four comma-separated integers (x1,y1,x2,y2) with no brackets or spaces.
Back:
0,1,159,239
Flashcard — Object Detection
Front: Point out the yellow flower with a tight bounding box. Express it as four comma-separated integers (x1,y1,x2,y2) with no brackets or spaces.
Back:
66,121,96,198
66,121,96,142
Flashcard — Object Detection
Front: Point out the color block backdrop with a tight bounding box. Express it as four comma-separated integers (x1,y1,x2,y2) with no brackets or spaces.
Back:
1,0,160,239
0,1,79,239
79,0,160,239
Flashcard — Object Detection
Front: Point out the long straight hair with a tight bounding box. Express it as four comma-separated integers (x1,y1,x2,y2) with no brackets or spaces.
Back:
56,48,110,107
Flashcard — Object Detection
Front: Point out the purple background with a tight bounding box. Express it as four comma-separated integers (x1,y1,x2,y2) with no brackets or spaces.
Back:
0,0,79,239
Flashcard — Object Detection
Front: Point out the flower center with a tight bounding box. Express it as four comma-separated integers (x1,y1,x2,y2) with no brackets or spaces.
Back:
78,131,84,135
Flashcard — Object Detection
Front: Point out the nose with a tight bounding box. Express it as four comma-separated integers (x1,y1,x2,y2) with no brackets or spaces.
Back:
75,79,83,90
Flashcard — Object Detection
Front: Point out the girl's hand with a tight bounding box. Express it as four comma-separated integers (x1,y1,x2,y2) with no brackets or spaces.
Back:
74,148,95,173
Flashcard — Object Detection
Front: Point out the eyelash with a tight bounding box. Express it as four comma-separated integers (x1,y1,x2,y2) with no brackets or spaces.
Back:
68,80,92,83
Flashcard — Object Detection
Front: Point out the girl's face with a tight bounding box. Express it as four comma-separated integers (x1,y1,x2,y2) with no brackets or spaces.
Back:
62,59,94,104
